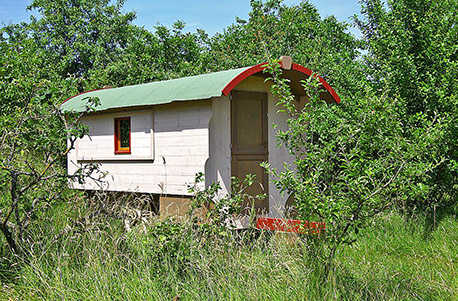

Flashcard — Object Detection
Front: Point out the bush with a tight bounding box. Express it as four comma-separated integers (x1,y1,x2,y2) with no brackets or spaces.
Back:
263,61,446,261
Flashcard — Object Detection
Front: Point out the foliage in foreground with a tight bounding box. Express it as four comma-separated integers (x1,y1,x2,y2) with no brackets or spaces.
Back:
263,61,446,260
0,197,456,300
0,83,102,255
250,0,458,261
355,0,458,212
0,0,457,298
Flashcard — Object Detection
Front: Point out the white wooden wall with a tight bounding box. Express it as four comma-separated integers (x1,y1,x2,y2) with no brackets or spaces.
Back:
76,110,154,161
67,100,212,195
67,77,295,217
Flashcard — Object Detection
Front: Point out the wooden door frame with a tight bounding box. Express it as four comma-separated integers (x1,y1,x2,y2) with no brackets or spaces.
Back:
230,90,269,212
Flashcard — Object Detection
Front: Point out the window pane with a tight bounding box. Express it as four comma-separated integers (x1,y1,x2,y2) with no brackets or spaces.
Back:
120,119,130,148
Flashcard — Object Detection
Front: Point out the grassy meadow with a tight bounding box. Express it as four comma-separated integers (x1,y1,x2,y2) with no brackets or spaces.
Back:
1,0,458,300
0,197,456,300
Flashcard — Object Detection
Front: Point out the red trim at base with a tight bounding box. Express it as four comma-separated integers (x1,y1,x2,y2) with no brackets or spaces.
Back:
256,217,325,234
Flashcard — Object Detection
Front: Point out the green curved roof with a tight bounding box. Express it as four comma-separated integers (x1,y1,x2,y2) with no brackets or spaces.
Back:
61,67,250,113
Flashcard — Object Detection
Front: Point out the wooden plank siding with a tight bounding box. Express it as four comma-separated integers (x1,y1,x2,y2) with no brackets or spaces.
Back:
76,110,154,160
67,100,212,196
67,76,297,217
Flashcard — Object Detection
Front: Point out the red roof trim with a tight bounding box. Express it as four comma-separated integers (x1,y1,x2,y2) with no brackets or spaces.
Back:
221,63,267,96
222,62,341,104
60,88,106,107
291,63,341,104
63,62,340,109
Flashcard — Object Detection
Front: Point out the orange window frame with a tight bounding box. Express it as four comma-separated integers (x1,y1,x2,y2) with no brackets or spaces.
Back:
114,117,131,154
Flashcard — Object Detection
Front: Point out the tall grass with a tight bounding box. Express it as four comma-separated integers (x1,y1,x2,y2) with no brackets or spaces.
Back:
0,198,457,300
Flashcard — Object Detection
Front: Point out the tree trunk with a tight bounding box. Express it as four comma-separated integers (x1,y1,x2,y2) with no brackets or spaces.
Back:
0,223,19,255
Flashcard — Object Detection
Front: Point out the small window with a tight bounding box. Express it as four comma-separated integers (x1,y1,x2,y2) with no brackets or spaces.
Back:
114,117,131,154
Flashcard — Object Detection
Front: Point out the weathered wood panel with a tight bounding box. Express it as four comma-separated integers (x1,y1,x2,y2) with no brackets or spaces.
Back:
67,75,297,217
67,100,212,195
213,76,296,217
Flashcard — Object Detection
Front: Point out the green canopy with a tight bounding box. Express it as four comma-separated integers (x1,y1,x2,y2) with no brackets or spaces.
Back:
61,67,250,113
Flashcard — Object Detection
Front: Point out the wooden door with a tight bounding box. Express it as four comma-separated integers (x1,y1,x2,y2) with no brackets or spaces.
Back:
231,91,268,213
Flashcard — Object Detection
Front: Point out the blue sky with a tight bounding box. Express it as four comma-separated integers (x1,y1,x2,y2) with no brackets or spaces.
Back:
0,0,362,36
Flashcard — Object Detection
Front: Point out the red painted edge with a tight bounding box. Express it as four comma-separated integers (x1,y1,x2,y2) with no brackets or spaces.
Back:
222,62,341,104
114,117,131,154
256,217,326,234
63,62,340,109
61,88,107,108
221,63,267,97
291,63,341,104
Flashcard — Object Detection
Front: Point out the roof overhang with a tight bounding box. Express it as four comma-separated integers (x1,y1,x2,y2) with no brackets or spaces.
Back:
61,61,340,113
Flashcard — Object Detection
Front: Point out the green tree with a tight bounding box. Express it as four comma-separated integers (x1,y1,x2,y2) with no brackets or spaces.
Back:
0,15,104,253
21,0,211,89
0,80,100,254
208,0,367,97
263,60,445,266
355,0,458,212
93,21,211,87
26,0,137,79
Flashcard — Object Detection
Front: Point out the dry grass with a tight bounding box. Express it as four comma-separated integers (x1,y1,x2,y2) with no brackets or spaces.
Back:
0,198,457,300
